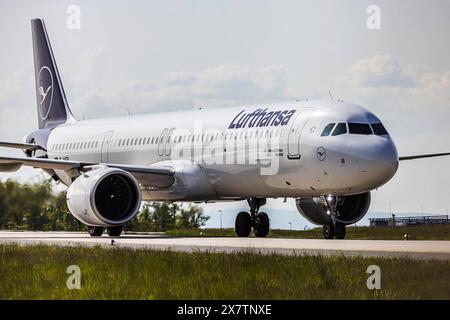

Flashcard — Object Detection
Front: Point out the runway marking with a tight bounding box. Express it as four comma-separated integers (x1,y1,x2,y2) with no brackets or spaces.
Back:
0,231,449,260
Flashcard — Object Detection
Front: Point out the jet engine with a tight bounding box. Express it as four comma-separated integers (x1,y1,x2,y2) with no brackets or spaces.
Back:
296,192,371,226
67,167,142,227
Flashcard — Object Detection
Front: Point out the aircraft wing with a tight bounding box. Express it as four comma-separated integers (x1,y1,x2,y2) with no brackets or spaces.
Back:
0,141,43,151
399,152,450,161
0,156,175,188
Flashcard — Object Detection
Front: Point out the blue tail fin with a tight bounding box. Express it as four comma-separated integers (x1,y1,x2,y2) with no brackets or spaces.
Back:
31,18,75,129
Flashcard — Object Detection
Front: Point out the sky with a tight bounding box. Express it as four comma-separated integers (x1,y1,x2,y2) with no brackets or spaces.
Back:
0,0,449,229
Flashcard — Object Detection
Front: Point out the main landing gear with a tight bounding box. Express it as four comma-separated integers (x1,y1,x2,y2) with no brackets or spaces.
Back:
322,195,346,239
88,226,123,237
322,222,346,239
235,198,270,238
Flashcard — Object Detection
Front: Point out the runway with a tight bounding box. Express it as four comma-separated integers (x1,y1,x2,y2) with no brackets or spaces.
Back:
0,231,449,260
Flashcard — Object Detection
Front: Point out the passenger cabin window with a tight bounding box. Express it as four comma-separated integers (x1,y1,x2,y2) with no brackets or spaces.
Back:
348,123,373,135
371,123,388,135
321,123,335,136
332,123,347,136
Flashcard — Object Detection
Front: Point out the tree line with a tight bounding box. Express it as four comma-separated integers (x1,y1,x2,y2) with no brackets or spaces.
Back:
0,179,209,232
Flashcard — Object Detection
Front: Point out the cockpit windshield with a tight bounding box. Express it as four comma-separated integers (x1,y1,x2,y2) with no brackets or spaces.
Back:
348,123,372,135
331,123,347,136
321,122,388,137
371,123,388,135
320,123,335,136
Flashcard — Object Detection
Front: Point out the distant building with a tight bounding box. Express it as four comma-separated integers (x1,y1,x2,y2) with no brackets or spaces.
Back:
369,215,449,227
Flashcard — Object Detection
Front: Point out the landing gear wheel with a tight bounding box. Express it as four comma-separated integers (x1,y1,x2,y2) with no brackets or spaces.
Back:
322,224,335,239
107,226,123,237
254,212,270,238
88,226,104,237
235,211,252,237
334,223,346,239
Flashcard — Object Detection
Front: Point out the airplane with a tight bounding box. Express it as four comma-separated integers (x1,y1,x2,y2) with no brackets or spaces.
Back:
1,18,449,239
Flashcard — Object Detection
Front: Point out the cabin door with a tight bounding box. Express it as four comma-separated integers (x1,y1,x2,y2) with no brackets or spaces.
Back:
101,130,114,162
287,109,312,159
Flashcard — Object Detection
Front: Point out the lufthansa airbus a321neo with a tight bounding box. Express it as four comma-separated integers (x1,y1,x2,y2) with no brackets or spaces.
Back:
1,19,449,239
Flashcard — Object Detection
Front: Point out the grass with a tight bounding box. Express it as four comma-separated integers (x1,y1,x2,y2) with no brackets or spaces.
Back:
0,244,449,299
166,224,450,240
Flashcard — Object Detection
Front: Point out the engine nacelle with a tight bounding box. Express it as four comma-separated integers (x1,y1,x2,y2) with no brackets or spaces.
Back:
296,192,371,226
67,167,142,227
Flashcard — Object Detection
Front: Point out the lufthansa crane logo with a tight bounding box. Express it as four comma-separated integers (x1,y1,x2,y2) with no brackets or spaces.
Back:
37,66,54,120
316,146,326,161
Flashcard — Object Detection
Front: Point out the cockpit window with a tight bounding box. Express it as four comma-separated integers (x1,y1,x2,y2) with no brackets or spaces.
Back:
331,123,347,136
321,123,335,136
371,123,388,135
348,123,373,135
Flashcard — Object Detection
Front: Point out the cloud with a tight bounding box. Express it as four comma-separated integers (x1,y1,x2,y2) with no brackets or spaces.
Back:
334,54,450,157
58,46,283,116
0,68,36,140
69,64,290,117
344,54,415,88
0,68,29,104
414,70,450,107
193,64,287,100
119,80,195,114
163,72,197,86
338,54,450,113
66,46,107,96
70,89,117,119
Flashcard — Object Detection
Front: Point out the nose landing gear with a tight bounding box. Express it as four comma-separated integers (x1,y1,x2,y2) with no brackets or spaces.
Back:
234,198,270,238
322,195,346,240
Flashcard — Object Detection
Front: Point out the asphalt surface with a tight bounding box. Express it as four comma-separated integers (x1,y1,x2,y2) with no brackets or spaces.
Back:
1,231,449,260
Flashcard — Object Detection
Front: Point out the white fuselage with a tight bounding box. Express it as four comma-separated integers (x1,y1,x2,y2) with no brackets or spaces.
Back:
45,100,399,201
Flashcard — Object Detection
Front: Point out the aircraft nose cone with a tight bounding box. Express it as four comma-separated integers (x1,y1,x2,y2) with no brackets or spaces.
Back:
377,149,399,183
359,137,399,187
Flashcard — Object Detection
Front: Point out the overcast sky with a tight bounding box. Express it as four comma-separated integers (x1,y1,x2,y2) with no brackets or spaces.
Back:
1,0,449,229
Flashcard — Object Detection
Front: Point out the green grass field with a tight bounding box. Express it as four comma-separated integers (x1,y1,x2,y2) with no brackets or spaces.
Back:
166,224,450,240
0,244,449,299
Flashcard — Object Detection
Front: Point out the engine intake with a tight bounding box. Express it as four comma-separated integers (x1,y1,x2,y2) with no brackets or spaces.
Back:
296,192,371,226
67,167,141,226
